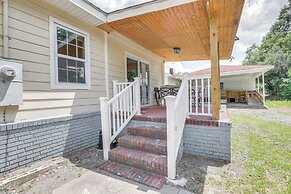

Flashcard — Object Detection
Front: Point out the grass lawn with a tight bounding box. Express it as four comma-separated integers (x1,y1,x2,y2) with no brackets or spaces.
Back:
215,105,291,193
266,100,291,109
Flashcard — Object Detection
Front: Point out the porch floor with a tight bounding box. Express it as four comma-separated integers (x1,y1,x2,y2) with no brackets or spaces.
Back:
133,105,231,126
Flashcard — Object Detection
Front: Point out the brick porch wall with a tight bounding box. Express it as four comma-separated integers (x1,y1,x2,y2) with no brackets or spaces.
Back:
0,112,101,173
183,122,231,161
128,119,231,161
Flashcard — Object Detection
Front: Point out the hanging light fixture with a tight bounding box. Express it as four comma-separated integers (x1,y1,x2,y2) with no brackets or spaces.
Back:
173,47,181,54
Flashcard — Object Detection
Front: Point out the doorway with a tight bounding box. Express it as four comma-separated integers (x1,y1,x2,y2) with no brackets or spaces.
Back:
126,56,150,106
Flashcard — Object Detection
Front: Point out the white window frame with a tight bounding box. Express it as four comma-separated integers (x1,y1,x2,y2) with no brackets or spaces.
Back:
49,16,91,90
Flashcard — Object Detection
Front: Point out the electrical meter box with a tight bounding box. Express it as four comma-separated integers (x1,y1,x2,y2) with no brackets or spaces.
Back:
0,60,23,106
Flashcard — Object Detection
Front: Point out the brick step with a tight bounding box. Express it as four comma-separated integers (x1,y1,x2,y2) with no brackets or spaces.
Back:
118,135,167,155
97,161,166,189
109,146,167,176
127,126,167,140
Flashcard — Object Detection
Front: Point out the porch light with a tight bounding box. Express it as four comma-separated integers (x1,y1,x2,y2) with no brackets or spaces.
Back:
173,47,181,54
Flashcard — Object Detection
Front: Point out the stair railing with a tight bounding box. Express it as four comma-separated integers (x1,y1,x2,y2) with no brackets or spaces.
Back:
165,75,189,179
113,80,130,96
254,90,264,104
100,77,141,160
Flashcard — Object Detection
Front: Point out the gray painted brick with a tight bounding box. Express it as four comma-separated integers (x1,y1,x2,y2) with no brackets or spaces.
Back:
0,111,101,173
183,124,231,161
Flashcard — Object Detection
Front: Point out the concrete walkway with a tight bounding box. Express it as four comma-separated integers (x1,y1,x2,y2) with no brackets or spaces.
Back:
53,171,192,194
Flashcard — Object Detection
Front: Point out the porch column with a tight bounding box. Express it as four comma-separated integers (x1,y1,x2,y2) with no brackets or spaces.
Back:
257,76,260,92
104,32,109,97
262,72,265,105
209,1,220,120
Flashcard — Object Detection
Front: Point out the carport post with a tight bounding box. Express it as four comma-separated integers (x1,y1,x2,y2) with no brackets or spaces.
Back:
262,72,265,105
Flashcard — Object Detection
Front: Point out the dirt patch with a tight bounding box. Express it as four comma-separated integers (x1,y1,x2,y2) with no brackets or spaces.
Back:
1,146,104,194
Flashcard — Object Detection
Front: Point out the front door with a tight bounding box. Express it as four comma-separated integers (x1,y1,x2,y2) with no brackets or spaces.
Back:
126,57,150,106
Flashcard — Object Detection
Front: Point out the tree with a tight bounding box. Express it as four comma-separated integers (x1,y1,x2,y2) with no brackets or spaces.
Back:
243,1,291,100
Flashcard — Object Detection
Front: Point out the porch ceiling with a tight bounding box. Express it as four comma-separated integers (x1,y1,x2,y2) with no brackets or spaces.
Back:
98,0,244,61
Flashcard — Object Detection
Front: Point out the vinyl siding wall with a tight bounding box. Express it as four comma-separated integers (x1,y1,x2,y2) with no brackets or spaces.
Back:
0,0,164,123
108,32,164,103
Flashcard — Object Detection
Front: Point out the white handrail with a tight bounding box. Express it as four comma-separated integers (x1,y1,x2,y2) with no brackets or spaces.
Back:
100,77,141,160
113,80,130,96
165,76,189,179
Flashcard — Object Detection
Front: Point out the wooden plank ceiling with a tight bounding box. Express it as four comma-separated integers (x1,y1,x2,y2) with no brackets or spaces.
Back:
99,0,244,61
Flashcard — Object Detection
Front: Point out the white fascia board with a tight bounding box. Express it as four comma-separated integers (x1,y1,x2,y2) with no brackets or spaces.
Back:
107,0,197,23
189,66,275,79
69,0,107,23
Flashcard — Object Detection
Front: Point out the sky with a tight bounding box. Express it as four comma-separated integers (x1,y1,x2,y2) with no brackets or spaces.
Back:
89,0,288,73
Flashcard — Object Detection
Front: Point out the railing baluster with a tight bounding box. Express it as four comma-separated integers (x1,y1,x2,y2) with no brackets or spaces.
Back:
112,99,116,132
201,78,204,114
207,78,210,113
116,100,120,129
129,86,133,115
195,79,198,114
189,79,192,114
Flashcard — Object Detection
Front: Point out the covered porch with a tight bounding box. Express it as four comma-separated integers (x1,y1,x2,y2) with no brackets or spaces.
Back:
98,0,244,181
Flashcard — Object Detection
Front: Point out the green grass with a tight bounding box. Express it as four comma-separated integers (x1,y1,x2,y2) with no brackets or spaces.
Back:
266,100,291,108
225,113,291,193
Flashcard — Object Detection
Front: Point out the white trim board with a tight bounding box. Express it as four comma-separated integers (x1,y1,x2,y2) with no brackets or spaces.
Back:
49,16,91,90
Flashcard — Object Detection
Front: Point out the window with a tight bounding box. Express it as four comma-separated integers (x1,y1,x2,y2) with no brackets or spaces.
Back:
50,17,90,89
220,82,224,89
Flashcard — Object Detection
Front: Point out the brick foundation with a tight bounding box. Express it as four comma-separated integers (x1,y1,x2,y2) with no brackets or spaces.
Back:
0,112,101,173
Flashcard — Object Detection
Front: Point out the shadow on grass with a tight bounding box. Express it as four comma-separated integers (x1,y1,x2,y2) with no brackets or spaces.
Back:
177,154,229,193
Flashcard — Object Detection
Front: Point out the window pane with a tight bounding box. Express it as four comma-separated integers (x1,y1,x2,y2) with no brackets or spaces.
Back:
68,31,77,45
68,70,77,83
57,41,67,55
67,59,76,70
68,44,77,57
77,61,85,83
77,47,85,59
57,27,67,42
77,35,84,47
58,57,67,69
58,69,67,82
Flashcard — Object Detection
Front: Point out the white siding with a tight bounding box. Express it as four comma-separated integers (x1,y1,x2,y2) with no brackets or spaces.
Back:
0,0,164,123
221,74,256,91
0,0,105,122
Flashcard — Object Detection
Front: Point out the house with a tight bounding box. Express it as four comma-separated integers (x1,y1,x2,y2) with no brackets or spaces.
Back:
0,0,244,184
188,65,274,106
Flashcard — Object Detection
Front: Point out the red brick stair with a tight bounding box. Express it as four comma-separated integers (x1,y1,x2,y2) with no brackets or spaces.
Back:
98,125,168,189
118,135,167,155
127,126,167,140
98,161,166,189
109,146,167,176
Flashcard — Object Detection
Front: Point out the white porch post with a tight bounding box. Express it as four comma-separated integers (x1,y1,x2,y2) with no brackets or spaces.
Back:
99,97,110,160
257,76,260,92
165,96,176,179
262,72,265,105
104,32,109,97
134,77,141,115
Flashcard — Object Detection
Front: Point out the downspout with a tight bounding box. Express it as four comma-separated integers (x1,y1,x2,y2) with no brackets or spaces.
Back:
2,0,9,59
104,32,109,97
